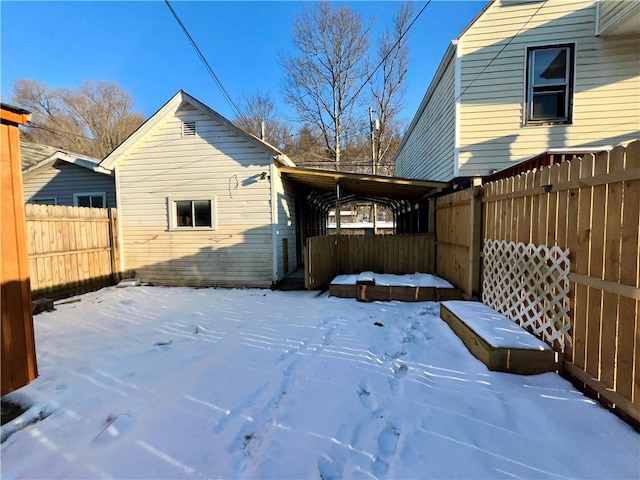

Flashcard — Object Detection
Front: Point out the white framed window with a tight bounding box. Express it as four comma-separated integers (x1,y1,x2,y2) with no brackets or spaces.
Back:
525,44,574,125
181,121,197,137
168,197,216,230
30,197,57,205
74,192,106,208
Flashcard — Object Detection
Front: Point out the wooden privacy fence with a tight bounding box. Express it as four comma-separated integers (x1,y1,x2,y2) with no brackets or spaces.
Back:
305,235,338,289
435,140,639,423
25,204,120,299
305,234,435,289
435,187,481,298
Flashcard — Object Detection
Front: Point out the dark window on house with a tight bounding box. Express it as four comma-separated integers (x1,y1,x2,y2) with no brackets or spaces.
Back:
174,199,214,228
182,121,197,137
74,193,106,208
31,197,57,205
526,44,574,124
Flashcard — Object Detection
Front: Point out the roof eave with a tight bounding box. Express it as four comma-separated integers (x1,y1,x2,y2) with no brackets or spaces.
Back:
99,91,185,171
100,90,285,171
23,151,104,176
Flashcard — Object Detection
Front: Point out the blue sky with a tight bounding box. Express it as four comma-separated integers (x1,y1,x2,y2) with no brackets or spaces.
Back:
1,1,485,125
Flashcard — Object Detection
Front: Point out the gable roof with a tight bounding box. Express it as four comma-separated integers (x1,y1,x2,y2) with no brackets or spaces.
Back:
99,90,293,170
20,140,109,176
20,141,59,170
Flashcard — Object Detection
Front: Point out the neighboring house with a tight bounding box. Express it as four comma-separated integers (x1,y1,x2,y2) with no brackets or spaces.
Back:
395,0,640,181
21,141,116,207
99,90,297,288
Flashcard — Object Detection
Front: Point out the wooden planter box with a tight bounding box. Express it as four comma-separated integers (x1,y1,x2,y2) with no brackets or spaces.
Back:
440,301,558,375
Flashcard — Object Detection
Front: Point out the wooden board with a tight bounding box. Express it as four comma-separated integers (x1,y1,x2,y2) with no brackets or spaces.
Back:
1,115,38,395
329,284,463,303
328,284,357,298
440,303,558,375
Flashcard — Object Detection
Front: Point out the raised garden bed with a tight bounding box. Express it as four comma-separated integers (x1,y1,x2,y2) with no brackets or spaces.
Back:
330,272,463,302
440,300,558,375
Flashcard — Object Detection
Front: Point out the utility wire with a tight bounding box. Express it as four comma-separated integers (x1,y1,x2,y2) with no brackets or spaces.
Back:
165,0,243,118
454,1,546,103
344,0,432,112
28,122,109,146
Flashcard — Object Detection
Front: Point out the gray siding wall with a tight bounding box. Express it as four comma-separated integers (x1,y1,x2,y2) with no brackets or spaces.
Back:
394,53,456,181
23,161,116,207
116,104,283,288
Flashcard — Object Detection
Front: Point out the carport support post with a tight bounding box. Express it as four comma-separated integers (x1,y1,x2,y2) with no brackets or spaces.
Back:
335,181,341,236
335,181,341,274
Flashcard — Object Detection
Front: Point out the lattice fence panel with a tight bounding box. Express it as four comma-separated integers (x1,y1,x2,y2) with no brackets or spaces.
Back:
482,240,571,350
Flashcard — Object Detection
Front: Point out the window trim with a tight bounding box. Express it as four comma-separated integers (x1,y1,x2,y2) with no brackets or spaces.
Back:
524,43,575,126
30,197,57,205
73,192,107,208
168,196,217,231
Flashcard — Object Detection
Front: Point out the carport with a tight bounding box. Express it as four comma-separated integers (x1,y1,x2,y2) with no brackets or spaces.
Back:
277,166,449,289
279,165,448,235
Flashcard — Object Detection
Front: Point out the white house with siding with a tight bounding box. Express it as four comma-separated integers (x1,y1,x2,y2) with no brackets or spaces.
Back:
21,141,116,208
395,0,640,181
99,90,297,288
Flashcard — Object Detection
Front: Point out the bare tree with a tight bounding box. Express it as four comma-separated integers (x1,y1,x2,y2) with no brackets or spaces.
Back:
371,2,413,176
235,91,292,151
12,79,86,153
280,1,372,170
11,79,144,159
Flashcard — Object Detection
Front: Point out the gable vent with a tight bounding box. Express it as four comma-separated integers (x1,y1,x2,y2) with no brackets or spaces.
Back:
182,121,197,136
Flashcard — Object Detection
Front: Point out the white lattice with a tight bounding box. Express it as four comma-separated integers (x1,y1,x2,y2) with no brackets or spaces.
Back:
482,240,571,350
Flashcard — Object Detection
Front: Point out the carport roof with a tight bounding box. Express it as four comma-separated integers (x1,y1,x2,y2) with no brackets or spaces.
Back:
278,166,448,207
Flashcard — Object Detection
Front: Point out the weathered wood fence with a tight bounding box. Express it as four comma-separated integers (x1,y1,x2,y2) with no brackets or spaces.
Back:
305,234,435,289
26,204,120,299
436,140,639,423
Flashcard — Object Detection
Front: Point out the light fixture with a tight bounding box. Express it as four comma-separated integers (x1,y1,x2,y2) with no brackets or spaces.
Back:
260,172,268,180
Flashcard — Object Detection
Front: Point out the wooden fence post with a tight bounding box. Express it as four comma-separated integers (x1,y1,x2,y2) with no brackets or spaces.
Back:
468,183,483,299
1,105,38,395
109,208,121,283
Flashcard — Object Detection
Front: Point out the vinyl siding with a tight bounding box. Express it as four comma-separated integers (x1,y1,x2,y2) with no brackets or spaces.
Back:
598,0,640,35
23,161,116,207
395,52,456,181
458,0,640,176
271,166,297,280
116,104,278,287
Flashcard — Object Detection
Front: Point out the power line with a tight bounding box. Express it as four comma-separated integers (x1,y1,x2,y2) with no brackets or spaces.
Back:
454,1,546,103
28,122,109,146
164,0,242,118
345,1,432,112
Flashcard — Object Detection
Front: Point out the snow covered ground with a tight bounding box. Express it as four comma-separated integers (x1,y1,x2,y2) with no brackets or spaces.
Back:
1,286,638,479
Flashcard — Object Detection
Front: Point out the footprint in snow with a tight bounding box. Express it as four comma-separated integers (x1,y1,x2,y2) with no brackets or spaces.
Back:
388,363,409,394
93,413,133,445
372,425,401,478
317,454,343,480
357,385,384,418
393,363,409,379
